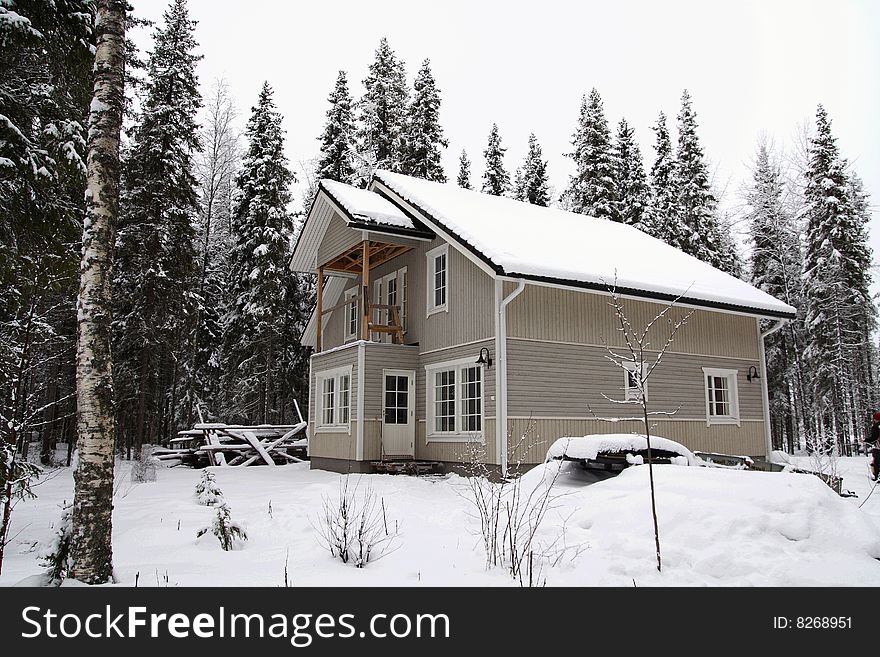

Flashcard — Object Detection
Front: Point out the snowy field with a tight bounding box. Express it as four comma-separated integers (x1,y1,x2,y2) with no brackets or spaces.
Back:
2,452,880,587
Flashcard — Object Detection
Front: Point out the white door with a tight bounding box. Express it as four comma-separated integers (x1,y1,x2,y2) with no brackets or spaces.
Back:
382,369,415,459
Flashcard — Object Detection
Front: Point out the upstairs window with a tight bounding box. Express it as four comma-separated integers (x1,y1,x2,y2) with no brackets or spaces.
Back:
344,287,358,341
426,244,449,316
623,362,647,402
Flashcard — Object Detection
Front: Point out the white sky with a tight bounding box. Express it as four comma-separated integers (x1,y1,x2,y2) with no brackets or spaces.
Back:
131,0,879,267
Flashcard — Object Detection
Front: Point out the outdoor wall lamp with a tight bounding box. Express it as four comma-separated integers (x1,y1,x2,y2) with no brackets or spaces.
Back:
746,365,760,382
476,347,493,369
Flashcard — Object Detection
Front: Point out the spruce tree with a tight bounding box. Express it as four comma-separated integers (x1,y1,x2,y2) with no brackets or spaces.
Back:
675,90,732,271
802,105,874,448
747,142,808,451
403,59,447,181
481,123,509,196
315,70,356,184
613,119,650,230
222,82,308,424
457,150,473,189
516,133,551,206
564,88,618,220
648,112,682,246
113,0,202,453
357,37,409,173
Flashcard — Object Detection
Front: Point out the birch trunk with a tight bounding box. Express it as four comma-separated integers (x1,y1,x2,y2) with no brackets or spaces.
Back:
70,0,126,585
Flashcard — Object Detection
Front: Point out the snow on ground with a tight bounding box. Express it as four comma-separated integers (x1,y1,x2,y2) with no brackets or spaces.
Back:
2,453,880,587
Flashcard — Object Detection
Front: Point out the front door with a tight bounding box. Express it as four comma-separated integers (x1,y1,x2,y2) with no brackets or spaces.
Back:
382,369,415,459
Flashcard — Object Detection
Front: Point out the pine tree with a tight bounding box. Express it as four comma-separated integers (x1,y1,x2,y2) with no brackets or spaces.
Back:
357,37,409,173
315,70,355,184
675,90,732,272
747,142,808,451
403,59,447,181
456,149,472,189
564,89,618,220
222,82,309,424
802,104,874,449
113,0,202,454
648,112,682,246
613,119,650,230
515,133,551,206
481,123,509,196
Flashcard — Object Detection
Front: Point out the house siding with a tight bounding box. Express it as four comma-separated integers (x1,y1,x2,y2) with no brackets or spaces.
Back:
308,344,360,461
317,211,361,267
505,283,761,360
507,418,766,465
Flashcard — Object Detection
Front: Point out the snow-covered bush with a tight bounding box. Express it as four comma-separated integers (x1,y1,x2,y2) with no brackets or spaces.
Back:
197,503,247,551
194,469,224,506
314,476,399,568
39,502,73,585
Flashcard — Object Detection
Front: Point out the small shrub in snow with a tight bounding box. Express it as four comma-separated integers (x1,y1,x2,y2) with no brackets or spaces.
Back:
197,503,247,551
314,476,399,568
131,448,158,483
194,469,224,506
39,502,73,585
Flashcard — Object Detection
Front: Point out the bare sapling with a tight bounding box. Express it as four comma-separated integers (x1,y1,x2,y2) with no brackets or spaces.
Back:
593,279,694,573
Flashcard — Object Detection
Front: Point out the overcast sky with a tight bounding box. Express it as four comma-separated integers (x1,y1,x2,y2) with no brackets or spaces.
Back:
131,0,879,263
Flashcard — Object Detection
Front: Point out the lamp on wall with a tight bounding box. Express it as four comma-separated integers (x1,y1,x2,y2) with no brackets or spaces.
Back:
746,365,760,382
476,347,493,369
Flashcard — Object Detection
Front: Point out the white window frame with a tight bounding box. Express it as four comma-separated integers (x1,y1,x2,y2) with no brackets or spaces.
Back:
426,243,449,317
623,362,647,402
425,356,485,442
315,365,353,433
373,267,408,343
343,287,358,342
702,367,740,426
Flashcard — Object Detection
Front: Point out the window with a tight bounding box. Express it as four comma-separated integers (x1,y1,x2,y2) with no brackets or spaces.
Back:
344,288,358,341
384,374,410,425
426,244,449,315
372,267,408,343
623,362,646,402
426,357,484,440
316,365,352,432
702,367,740,426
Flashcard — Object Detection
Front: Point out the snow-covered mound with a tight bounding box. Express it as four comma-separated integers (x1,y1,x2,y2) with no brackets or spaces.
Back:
546,434,695,465
524,461,880,585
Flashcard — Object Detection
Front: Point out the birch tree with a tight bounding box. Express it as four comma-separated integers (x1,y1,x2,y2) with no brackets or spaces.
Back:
70,0,127,585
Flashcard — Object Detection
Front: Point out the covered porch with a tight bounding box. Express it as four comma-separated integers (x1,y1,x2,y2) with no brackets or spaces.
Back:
315,239,412,352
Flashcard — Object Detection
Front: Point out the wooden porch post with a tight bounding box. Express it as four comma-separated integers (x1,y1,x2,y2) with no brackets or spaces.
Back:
361,240,370,341
316,266,324,353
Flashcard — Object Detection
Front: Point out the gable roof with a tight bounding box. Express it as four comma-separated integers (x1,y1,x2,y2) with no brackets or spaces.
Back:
289,179,434,273
371,170,796,319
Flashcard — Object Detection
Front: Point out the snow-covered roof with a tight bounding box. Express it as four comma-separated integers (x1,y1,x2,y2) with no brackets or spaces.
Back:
321,179,414,229
372,170,796,318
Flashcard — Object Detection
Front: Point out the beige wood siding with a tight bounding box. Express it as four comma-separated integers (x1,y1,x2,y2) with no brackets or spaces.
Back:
507,418,766,464
506,338,763,421
308,344,359,460
417,340,496,418
317,211,361,267
318,236,495,353
506,284,760,360
361,343,420,418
